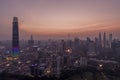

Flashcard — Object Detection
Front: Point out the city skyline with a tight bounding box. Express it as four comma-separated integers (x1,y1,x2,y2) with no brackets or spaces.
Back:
0,0,120,40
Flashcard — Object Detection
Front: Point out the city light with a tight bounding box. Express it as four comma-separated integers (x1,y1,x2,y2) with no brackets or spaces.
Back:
6,64,10,67
66,48,72,54
6,57,13,61
46,70,51,74
99,64,103,68
18,61,21,64
0,0,120,79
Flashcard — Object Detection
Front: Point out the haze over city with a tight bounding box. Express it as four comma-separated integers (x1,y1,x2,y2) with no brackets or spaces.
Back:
1,0,120,80
0,0,120,40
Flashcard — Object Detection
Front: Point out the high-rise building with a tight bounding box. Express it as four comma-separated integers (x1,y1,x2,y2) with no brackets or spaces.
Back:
66,40,73,49
61,40,66,55
109,34,112,48
99,32,102,47
56,56,61,78
74,37,80,52
0,41,2,45
12,17,19,57
94,37,99,53
103,32,107,48
87,41,95,54
28,35,34,46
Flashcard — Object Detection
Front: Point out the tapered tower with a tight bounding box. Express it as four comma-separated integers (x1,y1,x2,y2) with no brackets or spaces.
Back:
12,17,19,57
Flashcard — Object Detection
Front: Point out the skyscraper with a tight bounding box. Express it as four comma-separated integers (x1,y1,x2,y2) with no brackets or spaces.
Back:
99,32,102,47
109,33,112,48
12,17,19,57
61,40,66,55
74,37,80,53
103,32,107,48
28,35,34,46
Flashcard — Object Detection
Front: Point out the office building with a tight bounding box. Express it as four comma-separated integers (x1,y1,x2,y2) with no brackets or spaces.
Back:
74,37,80,52
99,32,102,47
103,32,107,48
28,35,34,46
12,17,19,57
109,34,112,48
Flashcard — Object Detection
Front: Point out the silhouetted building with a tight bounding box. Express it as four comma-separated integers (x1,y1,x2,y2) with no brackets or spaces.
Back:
66,40,73,49
12,17,19,57
103,32,107,48
99,32,102,47
28,35,34,46
112,40,120,53
0,41,1,44
94,37,99,53
109,34,112,48
87,41,95,54
86,37,92,42
79,57,88,66
74,37,80,53
60,40,66,55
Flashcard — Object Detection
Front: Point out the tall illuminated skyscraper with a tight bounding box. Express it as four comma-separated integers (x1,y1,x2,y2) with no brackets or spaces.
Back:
12,17,19,57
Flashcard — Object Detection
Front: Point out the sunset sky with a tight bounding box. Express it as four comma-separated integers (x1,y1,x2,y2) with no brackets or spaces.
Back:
0,0,120,40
